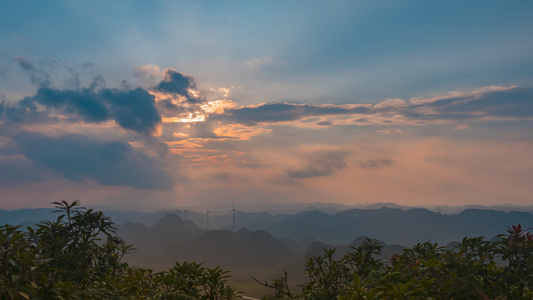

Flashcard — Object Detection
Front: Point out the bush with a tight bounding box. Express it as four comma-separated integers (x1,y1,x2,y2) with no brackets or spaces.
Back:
261,229,533,299
0,201,240,300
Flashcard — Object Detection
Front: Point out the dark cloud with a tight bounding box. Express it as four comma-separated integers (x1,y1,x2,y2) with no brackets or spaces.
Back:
1,97,56,126
155,69,197,102
12,132,173,190
212,86,532,126
33,87,108,122
358,158,393,169
103,88,161,134
0,66,176,190
404,87,533,121
0,155,51,185
14,57,52,87
286,149,352,179
3,59,162,135
3,86,161,135
433,87,533,118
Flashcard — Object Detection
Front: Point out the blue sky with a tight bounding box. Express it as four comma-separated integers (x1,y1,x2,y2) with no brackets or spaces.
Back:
3,1,532,102
1,1,532,210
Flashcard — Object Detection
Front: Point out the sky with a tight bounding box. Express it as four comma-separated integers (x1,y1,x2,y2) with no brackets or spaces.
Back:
1,1,533,211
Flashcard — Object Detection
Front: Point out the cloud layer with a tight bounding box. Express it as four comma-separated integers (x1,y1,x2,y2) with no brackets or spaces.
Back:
212,86,533,127
13,132,173,189
1,59,532,209
286,149,353,179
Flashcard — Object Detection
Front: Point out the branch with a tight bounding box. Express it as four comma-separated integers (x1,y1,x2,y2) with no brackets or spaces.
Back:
252,270,294,300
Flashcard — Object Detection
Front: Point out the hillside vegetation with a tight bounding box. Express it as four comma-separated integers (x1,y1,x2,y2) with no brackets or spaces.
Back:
2,202,533,299
0,201,238,299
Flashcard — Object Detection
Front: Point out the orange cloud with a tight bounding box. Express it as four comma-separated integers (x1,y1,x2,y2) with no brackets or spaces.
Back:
212,124,272,140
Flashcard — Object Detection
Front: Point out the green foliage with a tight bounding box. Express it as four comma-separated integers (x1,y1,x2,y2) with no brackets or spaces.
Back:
0,201,240,300
3,200,533,299
154,262,239,299
0,224,39,299
497,225,533,298
301,239,383,299
261,230,533,300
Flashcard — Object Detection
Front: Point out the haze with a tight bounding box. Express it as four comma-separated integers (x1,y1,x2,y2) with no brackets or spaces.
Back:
1,1,532,211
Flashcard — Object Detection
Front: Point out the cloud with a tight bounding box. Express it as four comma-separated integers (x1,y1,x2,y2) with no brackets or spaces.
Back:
3,86,162,135
358,158,393,169
14,57,52,87
208,86,239,98
103,88,162,134
286,149,353,179
215,102,369,125
134,64,163,82
377,129,410,135
402,86,533,121
399,86,533,122
409,86,517,105
373,98,408,109
12,132,173,190
427,87,533,119
212,124,271,140
32,87,109,122
173,132,190,139
0,96,55,127
211,86,532,128
245,56,274,69
155,69,198,102
0,154,51,185
154,95,188,117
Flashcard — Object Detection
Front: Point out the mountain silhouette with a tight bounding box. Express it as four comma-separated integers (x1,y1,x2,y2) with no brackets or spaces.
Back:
249,207,533,246
157,228,298,272
117,213,203,254
0,208,55,225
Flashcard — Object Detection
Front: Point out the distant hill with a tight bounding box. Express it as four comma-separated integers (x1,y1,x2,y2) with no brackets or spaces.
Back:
4,202,533,228
102,210,182,227
248,207,533,246
156,228,299,273
0,208,55,225
432,204,533,215
123,227,302,297
363,202,411,210
5,205,531,248
117,213,204,254
120,221,302,296
113,209,532,298
184,211,281,231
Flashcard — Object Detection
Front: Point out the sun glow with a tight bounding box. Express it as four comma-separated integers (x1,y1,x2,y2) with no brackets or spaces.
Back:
200,100,237,114
162,112,206,123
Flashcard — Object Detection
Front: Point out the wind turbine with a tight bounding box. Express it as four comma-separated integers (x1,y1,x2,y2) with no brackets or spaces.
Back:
204,206,210,230
180,207,189,229
229,199,237,232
